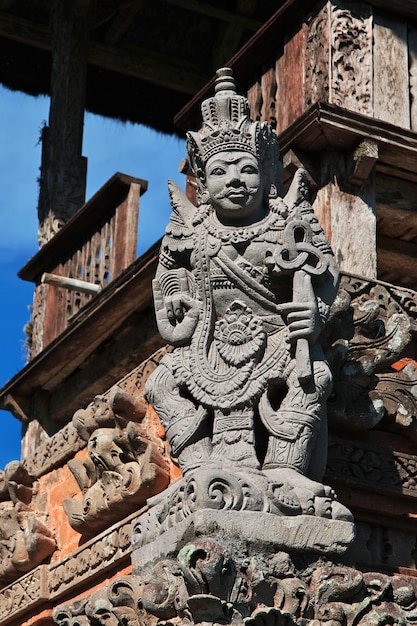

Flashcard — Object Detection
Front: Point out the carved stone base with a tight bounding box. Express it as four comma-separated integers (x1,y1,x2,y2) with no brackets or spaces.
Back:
133,508,355,573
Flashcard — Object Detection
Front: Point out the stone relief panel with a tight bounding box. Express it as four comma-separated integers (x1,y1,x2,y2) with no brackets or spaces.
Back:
0,461,56,586
53,540,417,626
329,2,373,114
63,385,170,535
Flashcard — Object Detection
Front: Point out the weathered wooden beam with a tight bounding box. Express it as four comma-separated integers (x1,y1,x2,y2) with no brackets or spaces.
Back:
210,0,257,71
103,0,145,44
377,235,417,287
282,148,319,191
164,0,263,31
377,205,417,242
0,10,50,49
88,40,209,95
41,272,101,295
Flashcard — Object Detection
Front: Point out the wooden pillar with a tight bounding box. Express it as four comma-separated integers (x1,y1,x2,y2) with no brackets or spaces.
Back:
313,150,377,279
37,0,91,247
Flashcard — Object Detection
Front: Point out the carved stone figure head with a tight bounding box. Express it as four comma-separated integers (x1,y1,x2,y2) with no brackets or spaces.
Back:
186,67,281,214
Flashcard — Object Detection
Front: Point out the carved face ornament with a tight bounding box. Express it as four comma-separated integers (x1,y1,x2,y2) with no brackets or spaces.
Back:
205,151,265,224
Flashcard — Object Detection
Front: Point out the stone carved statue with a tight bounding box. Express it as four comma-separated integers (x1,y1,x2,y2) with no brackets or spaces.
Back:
145,68,352,530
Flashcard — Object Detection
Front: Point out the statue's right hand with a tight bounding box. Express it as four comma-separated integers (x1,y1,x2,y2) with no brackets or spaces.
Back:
153,279,201,345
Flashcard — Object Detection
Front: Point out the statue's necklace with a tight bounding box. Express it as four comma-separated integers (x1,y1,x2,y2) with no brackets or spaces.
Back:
201,207,282,245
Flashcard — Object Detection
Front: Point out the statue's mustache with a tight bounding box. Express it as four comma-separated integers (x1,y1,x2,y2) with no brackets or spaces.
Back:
219,186,249,199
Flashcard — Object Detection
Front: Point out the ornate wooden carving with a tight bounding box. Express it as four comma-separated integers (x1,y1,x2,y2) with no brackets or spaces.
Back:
305,2,329,108
329,2,372,115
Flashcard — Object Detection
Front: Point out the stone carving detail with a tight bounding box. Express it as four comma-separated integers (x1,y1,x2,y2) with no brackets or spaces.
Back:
0,461,56,585
0,565,48,624
22,421,85,479
329,3,373,114
145,66,353,543
54,576,144,626
63,386,170,535
19,348,169,481
53,541,417,625
323,274,417,433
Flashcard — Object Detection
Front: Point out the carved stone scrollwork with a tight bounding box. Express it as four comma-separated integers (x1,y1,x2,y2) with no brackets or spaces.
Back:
53,541,417,625
0,461,56,585
63,386,170,535
323,274,417,433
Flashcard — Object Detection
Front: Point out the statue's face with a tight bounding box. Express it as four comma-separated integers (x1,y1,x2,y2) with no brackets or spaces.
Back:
205,151,264,223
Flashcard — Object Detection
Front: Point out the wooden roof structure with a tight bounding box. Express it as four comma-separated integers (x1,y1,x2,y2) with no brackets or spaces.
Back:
0,0,278,135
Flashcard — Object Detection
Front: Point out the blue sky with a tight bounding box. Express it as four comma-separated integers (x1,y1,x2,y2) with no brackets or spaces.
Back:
0,85,186,468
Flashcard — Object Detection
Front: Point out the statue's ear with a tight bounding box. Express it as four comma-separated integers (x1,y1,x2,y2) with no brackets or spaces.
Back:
283,168,310,210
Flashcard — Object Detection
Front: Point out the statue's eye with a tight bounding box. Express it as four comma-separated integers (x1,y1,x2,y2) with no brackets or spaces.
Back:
241,165,258,174
210,167,225,175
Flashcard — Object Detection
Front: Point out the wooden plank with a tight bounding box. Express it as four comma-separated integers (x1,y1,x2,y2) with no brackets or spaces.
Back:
314,151,377,278
260,64,277,127
278,103,417,177
378,236,417,290
111,182,141,278
376,173,417,212
409,27,417,131
377,204,417,242
373,11,410,128
280,25,306,131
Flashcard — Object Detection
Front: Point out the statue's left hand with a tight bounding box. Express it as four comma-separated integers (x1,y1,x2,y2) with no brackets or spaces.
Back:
153,279,201,346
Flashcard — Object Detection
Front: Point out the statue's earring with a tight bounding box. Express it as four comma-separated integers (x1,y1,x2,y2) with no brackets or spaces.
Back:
199,188,210,204
269,184,278,199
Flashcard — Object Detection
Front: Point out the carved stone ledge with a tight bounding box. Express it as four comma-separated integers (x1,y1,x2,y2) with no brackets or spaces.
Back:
133,509,355,573
0,565,49,625
63,385,170,536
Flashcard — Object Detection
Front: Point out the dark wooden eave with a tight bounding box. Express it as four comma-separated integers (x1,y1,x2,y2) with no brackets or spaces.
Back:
0,0,279,135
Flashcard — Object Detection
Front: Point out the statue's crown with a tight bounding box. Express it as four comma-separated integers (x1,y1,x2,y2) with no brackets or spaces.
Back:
187,68,262,173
